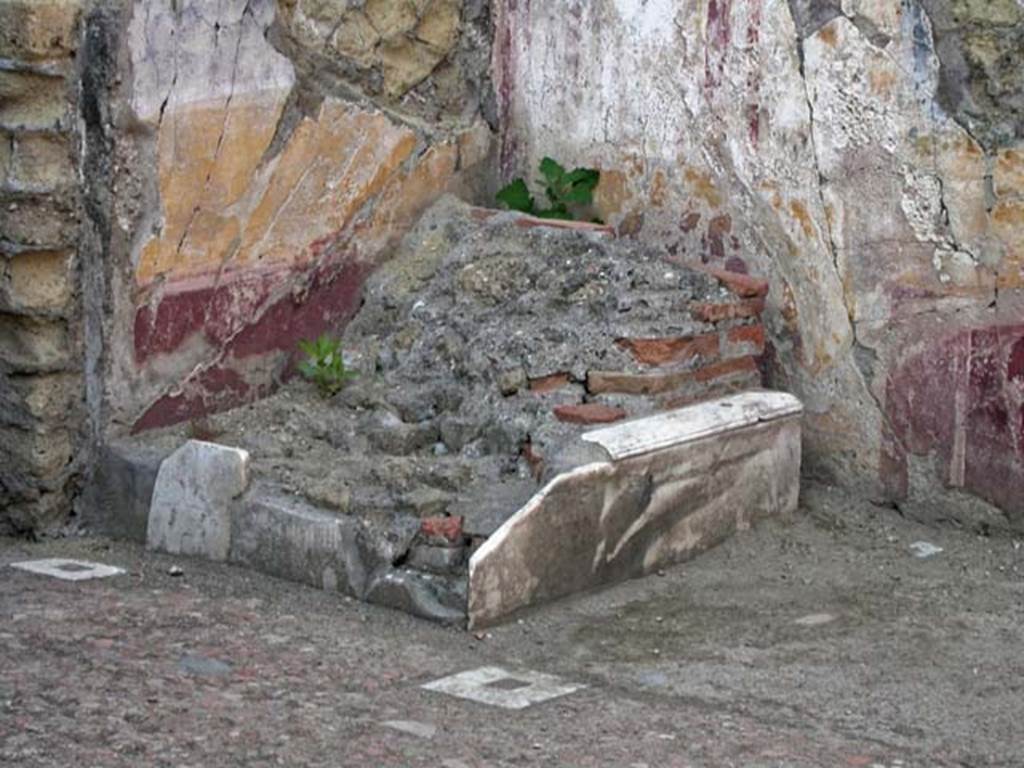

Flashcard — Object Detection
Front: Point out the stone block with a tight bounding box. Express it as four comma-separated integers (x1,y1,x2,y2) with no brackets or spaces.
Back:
229,490,368,597
147,440,250,561
364,0,418,39
1,195,77,247
6,132,74,191
407,543,466,574
365,569,465,625
378,36,444,97
468,392,803,628
414,0,461,52
81,441,171,542
1,249,72,311
0,423,72,478
0,372,78,428
0,70,68,130
0,314,71,371
995,148,1024,198
0,131,10,176
329,10,380,66
0,0,81,61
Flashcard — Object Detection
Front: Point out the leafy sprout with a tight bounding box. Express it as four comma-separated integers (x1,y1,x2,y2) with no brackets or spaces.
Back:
496,157,601,222
297,334,357,398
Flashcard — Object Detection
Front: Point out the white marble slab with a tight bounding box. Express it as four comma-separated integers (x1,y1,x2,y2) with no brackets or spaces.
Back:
581,390,802,460
10,559,125,582
422,666,585,709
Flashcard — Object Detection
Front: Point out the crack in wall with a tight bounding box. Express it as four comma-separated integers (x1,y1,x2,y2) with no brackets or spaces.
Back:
171,0,253,262
791,32,845,319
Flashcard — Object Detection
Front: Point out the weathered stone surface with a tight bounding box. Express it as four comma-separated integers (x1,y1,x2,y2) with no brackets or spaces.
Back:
0,70,68,130
408,543,466,574
365,569,465,625
229,489,368,596
468,393,803,628
147,441,251,561
80,441,170,543
0,250,72,312
0,314,71,371
0,423,72,478
276,0,480,113
0,372,78,429
0,0,80,61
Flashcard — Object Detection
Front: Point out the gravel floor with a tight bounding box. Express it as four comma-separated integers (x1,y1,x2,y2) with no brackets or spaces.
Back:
2,482,1022,767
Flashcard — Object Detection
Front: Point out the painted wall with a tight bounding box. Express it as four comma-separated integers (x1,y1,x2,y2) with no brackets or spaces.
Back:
107,0,494,433
495,0,1024,526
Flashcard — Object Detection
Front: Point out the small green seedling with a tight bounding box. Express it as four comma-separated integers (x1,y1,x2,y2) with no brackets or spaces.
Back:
496,157,601,222
297,334,357,397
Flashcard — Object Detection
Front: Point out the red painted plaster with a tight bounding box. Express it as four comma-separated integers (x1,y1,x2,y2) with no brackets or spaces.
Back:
883,323,1024,516
131,259,370,432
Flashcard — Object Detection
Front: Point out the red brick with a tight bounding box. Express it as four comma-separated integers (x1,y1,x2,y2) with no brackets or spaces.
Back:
698,265,769,298
724,324,766,356
690,298,765,322
553,403,628,425
587,369,690,396
615,333,719,366
694,356,760,383
420,516,464,544
529,372,571,393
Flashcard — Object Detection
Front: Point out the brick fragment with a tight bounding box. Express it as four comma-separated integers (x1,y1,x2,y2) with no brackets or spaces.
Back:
553,403,627,425
616,334,719,366
723,324,766,356
690,298,765,322
529,372,571,394
420,515,464,545
587,369,688,396
693,356,760,383
698,265,770,298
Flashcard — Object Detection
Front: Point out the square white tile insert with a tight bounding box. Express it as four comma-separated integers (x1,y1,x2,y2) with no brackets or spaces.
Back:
422,666,585,710
9,558,125,582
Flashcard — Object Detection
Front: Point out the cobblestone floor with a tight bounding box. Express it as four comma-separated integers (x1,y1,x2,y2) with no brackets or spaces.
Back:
2,483,1022,767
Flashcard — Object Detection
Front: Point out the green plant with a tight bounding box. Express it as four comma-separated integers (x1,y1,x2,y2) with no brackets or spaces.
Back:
496,157,601,221
297,334,357,397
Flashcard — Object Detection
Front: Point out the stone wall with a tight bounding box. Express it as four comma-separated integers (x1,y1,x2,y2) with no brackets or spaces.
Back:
0,0,84,533
495,0,1024,528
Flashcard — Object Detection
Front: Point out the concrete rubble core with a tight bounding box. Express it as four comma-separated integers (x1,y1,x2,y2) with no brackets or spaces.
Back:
125,196,797,625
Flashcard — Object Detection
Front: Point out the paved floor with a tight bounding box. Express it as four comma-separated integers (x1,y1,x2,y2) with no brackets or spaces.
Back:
2,483,1022,767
